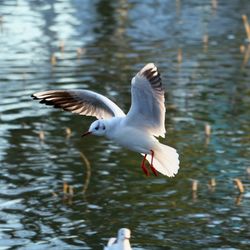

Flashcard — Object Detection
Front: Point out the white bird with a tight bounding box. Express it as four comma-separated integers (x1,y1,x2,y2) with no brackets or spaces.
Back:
104,228,132,250
32,63,180,177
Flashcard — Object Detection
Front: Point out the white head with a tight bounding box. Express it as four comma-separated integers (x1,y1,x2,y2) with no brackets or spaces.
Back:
117,228,131,241
82,120,107,137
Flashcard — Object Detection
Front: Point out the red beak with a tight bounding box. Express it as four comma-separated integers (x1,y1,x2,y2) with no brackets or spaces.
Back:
81,131,92,137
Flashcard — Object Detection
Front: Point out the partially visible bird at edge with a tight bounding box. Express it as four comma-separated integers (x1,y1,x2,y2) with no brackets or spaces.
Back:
104,228,132,250
31,63,180,177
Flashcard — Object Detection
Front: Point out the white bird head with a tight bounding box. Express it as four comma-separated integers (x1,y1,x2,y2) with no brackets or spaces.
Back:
82,120,107,137
117,228,131,241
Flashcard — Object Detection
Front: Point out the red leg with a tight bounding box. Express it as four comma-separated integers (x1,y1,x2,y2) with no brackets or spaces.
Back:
141,154,149,176
150,150,158,176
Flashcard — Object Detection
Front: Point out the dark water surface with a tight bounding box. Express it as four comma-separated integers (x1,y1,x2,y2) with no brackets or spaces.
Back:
0,0,250,249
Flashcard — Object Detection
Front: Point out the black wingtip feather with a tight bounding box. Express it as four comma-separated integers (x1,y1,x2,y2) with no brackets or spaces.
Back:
31,94,38,99
140,64,163,92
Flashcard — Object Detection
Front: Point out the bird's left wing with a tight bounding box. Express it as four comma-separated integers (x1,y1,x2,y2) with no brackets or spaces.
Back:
125,63,166,137
32,89,125,119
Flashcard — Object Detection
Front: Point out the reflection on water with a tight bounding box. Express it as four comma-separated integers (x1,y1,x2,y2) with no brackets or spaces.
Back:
0,0,250,249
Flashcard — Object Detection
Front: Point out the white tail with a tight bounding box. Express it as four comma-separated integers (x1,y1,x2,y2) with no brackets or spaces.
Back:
145,143,180,177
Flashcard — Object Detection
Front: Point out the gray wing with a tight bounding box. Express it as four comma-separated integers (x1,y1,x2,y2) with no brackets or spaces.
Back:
32,89,125,119
125,63,166,137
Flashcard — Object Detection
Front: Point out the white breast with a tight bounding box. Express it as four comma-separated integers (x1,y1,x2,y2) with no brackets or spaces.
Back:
106,118,157,154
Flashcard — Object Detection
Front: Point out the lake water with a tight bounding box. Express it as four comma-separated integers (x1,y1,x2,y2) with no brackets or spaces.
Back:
0,0,250,249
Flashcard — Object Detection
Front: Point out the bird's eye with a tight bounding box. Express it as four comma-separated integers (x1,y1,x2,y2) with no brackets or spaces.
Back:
95,127,98,130
102,125,106,130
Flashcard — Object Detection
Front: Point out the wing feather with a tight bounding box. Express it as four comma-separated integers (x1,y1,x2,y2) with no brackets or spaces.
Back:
125,63,166,137
32,89,125,119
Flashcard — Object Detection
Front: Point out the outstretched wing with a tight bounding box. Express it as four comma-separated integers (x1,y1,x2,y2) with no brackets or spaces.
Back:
32,89,125,119
125,63,166,137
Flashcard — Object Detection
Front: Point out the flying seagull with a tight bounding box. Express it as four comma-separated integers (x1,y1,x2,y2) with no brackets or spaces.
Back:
104,228,132,250
32,63,180,177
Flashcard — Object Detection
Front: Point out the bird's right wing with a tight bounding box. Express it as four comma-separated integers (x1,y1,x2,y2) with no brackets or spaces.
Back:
106,237,117,247
104,237,117,249
125,63,166,138
32,89,125,119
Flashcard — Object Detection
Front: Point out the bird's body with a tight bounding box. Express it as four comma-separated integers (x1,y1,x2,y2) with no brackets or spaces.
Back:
104,228,132,250
104,117,157,154
32,63,180,177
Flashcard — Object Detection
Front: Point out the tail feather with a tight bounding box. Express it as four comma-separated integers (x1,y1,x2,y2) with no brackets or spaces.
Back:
145,143,180,177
